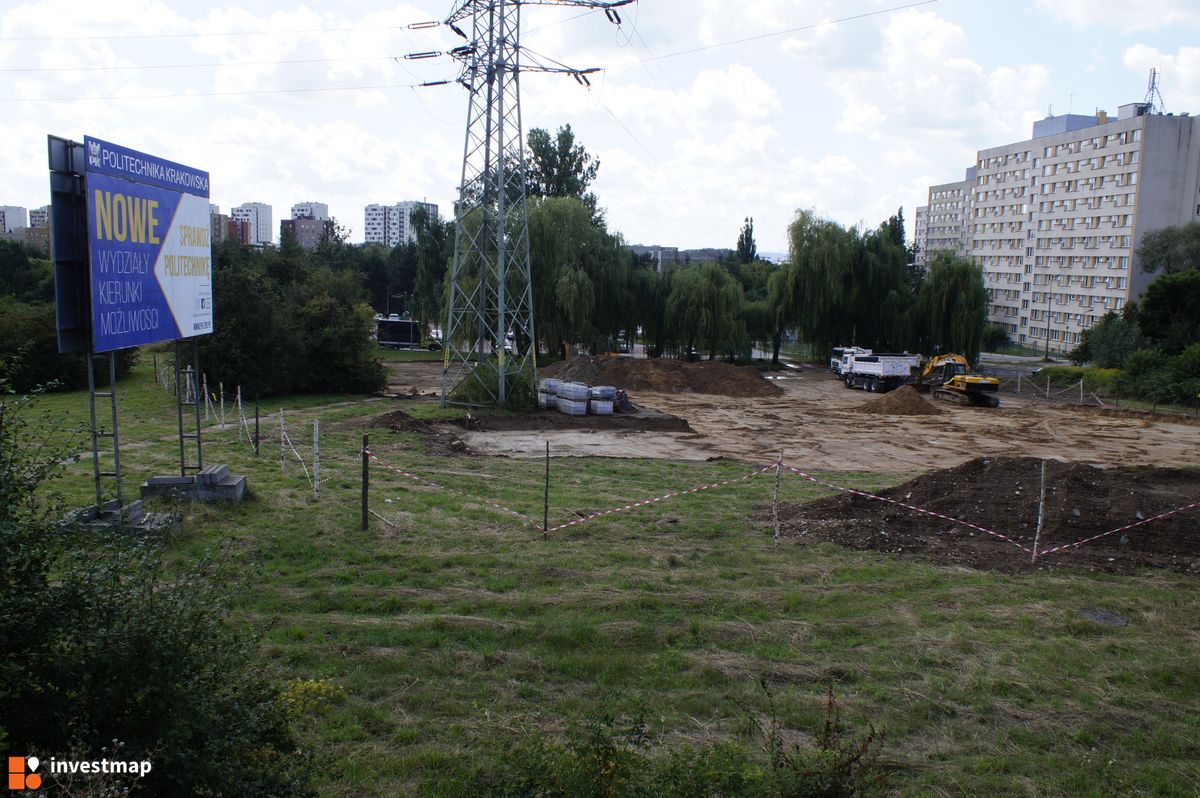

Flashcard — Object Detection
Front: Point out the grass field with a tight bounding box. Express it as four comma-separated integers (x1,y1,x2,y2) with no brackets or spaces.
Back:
27,361,1200,796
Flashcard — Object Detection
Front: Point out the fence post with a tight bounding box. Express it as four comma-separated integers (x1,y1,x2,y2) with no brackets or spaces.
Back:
361,434,370,531
202,374,209,421
772,451,783,548
314,419,321,498
1032,459,1046,564
219,382,225,430
237,387,244,443
1079,379,1084,404
254,400,260,456
1016,374,1021,394
1046,374,1051,398
280,408,286,473
153,352,158,383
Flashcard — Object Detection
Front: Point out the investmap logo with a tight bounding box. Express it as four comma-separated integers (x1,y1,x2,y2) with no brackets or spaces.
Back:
7,753,152,791
7,757,41,791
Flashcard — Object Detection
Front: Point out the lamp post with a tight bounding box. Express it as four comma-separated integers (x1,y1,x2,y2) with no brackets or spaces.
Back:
1044,274,1052,360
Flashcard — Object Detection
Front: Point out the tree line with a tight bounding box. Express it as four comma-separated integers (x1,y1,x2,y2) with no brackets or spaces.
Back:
1066,222,1200,405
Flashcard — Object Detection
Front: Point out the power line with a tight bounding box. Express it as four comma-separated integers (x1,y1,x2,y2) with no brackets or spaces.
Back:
0,55,397,74
0,20,442,42
0,80,451,104
605,0,940,71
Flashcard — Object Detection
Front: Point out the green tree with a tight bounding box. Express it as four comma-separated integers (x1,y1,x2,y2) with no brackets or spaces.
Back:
1136,268,1200,355
525,124,600,212
0,240,53,303
784,209,858,357
411,205,453,330
1137,221,1200,275
736,217,757,265
1069,311,1145,367
914,251,989,362
527,197,600,358
665,262,744,359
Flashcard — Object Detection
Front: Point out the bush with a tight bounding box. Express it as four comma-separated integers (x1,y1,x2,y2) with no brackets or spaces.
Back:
0,384,312,796
454,688,887,797
0,299,138,393
1035,365,1120,395
198,249,384,398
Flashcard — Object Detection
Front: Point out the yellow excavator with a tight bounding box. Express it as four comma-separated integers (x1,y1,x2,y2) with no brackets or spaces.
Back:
918,354,1000,407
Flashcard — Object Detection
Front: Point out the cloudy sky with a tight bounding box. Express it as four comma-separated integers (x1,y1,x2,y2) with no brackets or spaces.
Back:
2,0,1198,254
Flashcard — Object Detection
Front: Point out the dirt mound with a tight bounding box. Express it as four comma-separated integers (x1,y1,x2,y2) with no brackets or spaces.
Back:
769,457,1200,574
541,355,782,398
375,405,694,455
449,409,692,433
855,385,941,416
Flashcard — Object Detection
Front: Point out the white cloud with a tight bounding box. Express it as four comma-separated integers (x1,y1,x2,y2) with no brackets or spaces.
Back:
1035,0,1200,32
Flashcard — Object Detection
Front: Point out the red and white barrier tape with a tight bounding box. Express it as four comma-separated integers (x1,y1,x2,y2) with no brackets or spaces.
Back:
1036,500,1200,557
777,462,1033,554
545,464,776,534
365,449,540,528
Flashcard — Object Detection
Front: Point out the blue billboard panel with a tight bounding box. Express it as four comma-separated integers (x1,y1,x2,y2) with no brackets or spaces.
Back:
83,138,212,352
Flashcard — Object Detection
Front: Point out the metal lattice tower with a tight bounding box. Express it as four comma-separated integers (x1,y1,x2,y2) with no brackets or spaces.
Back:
440,0,632,407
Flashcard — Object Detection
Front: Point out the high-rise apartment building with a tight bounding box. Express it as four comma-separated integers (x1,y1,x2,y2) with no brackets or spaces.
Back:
913,205,929,267
291,201,329,221
918,100,1200,354
29,206,50,229
925,170,975,261
231,202,273,246
364,201,438,247
0,205,28,233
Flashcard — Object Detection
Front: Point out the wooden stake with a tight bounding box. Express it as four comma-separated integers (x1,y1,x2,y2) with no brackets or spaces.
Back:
361,434,370,531
543,441,550,540
314,419,321,498
772,450,783,547
1032,459,1047,563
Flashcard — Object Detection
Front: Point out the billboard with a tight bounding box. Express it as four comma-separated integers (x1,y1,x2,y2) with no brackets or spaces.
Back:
83,136,212,352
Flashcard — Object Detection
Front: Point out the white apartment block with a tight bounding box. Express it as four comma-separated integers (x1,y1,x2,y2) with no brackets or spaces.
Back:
925,171,974,260
0,205,28,233
291,201,329,221
972,103,1200,352
364,201,438,247
913,205,929,267
231,202,273,246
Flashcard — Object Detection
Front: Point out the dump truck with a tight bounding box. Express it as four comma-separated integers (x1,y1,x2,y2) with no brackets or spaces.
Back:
830,346,871,375
840,353,921,392
917,354,1000,407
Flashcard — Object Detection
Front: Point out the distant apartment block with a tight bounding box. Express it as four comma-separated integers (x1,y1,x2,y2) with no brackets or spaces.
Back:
913,205,929,267
291,201,329,221
629,244,680,273
29,205,50,229
918,100,1200,354
281,217,332,251
231,202,273,246
0,205,28,233
925,170,975,260
210,205,229,245
364,201,438,246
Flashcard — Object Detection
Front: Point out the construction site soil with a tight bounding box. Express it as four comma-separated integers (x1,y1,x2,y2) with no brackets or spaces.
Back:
540,355,783,398
768,456,1200,574
855,385,942,416
381,358,1200,470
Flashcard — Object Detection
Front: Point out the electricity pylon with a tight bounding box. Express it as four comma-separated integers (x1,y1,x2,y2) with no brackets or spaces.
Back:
440,0,632,407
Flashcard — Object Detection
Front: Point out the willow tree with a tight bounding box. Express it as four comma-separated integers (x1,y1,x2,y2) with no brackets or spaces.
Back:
914,251,989,362
784,209,858,357
665,262,744,359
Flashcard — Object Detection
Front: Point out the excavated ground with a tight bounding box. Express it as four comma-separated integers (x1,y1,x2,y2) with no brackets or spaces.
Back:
766,456,1200,574
855,384,942,416
540,354,784,398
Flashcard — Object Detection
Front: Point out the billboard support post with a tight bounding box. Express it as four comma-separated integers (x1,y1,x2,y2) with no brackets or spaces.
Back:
85,349,123,518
